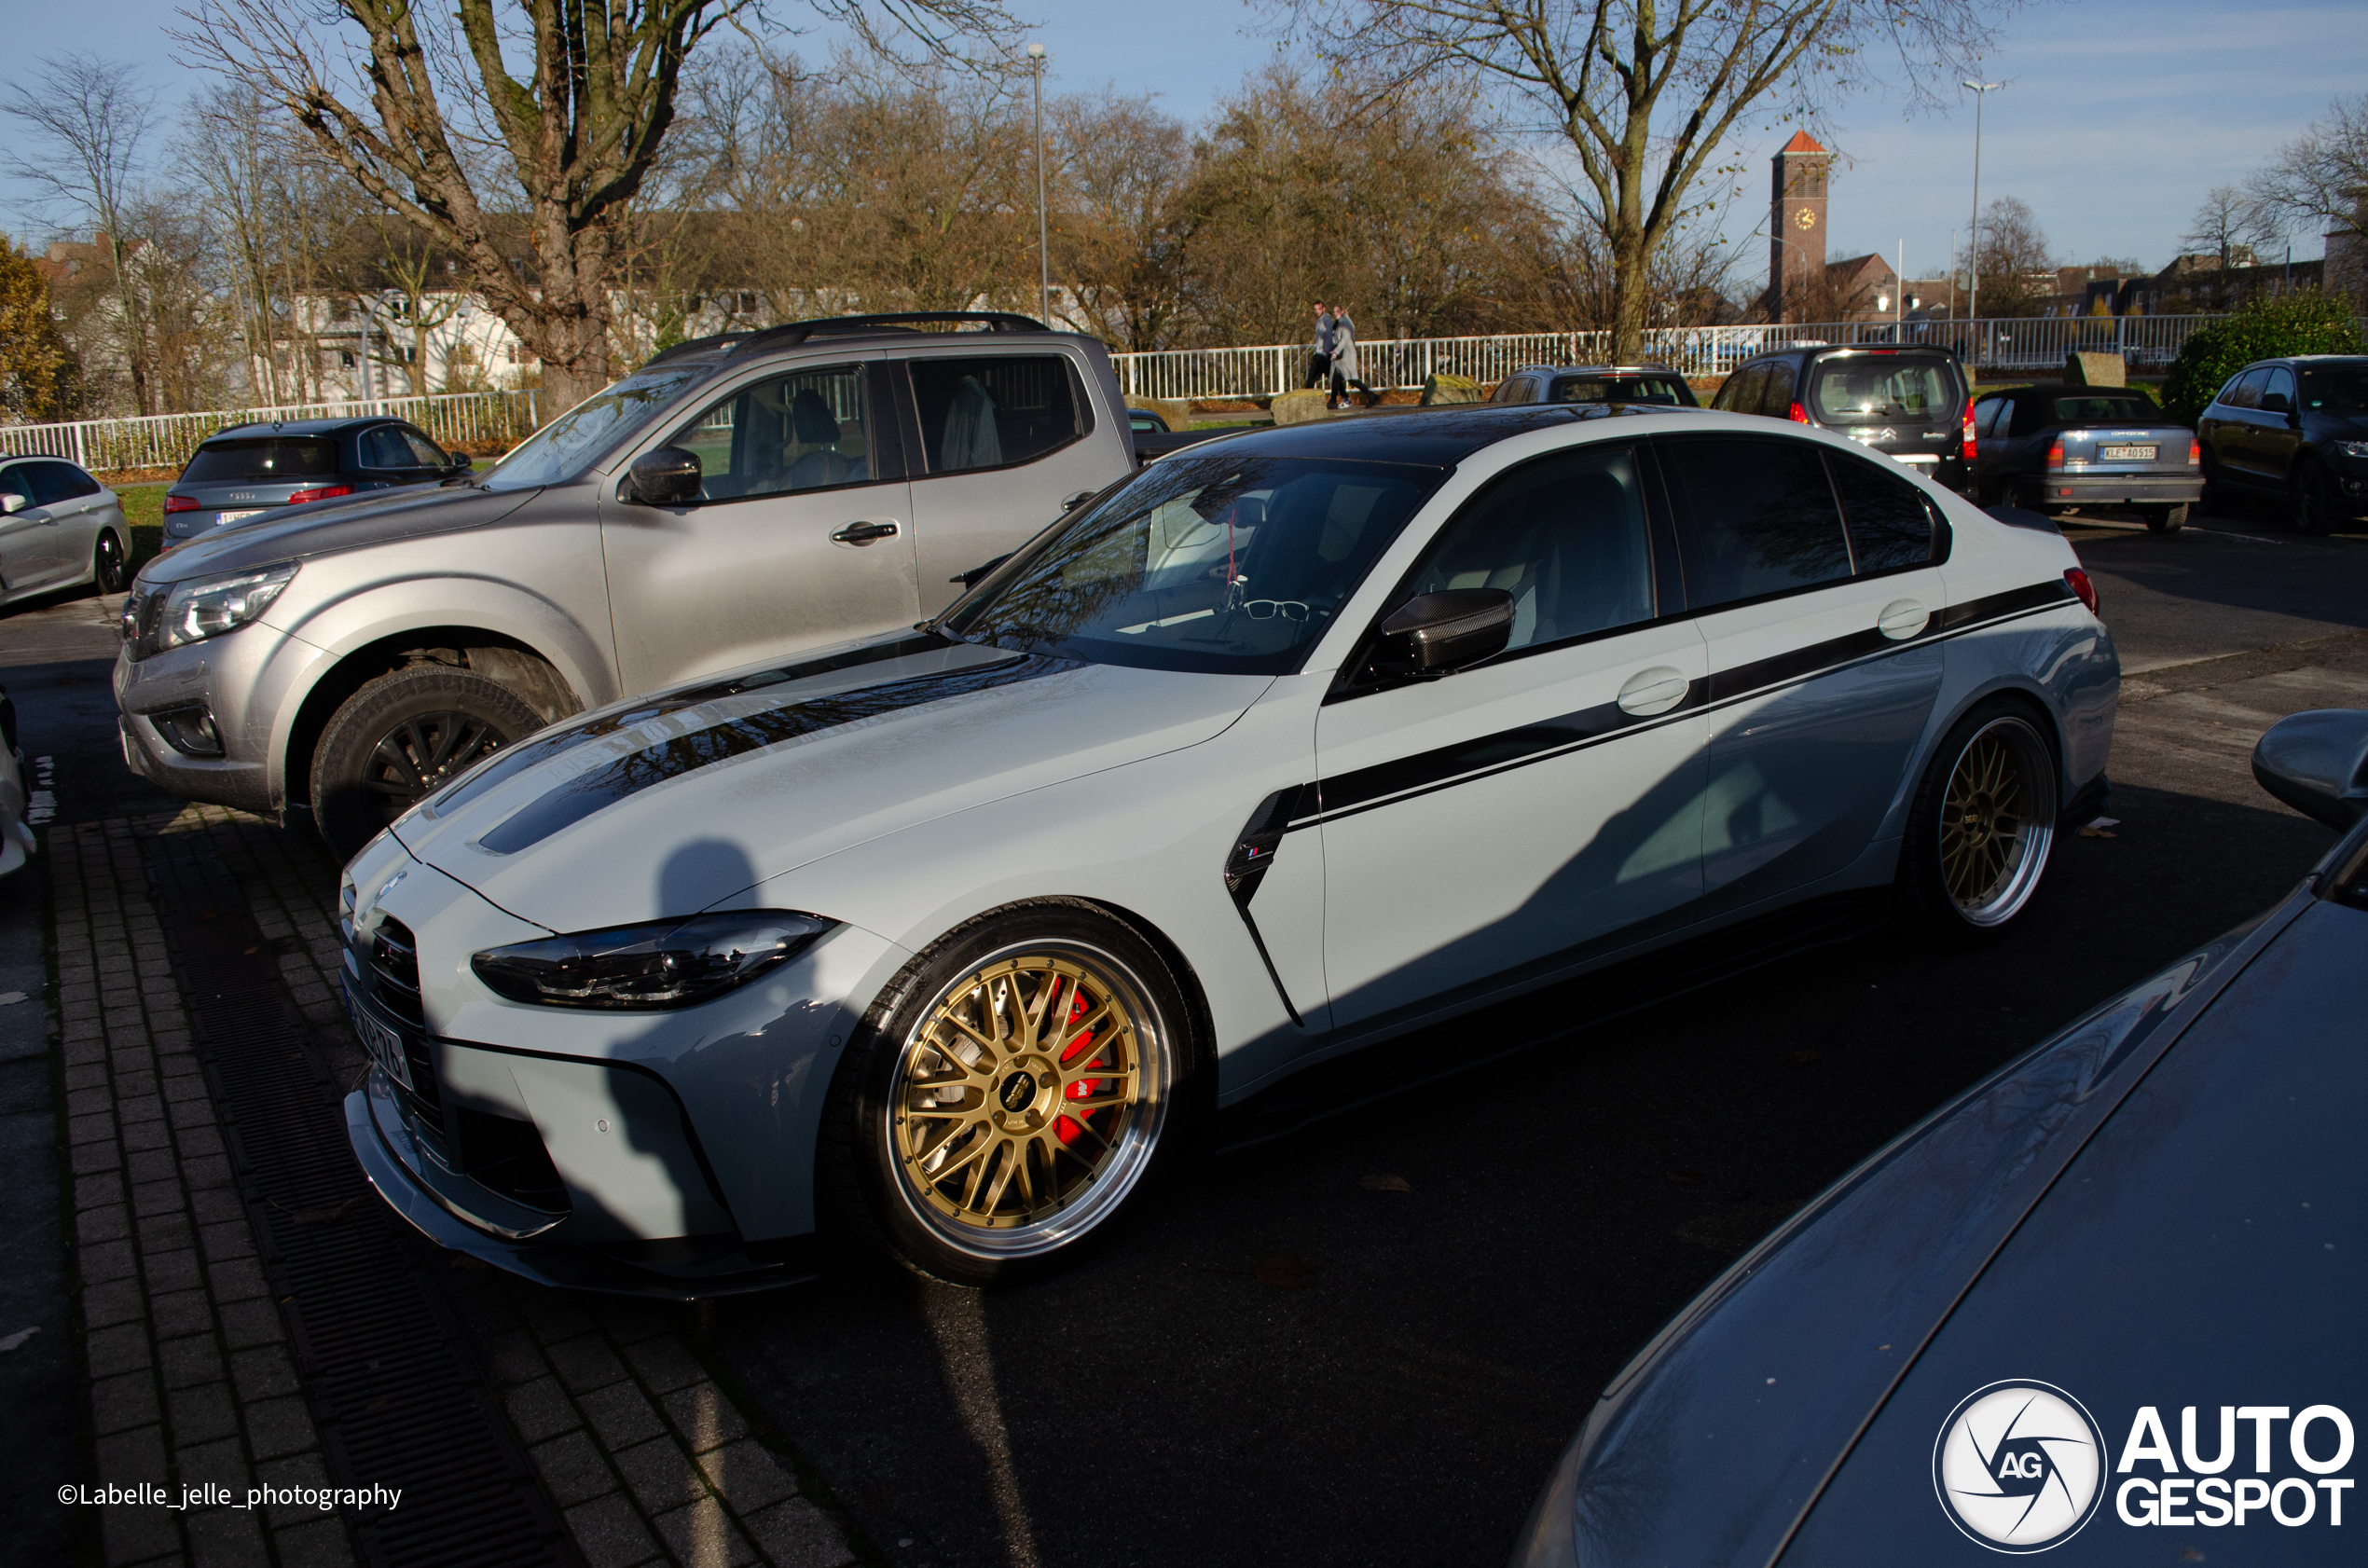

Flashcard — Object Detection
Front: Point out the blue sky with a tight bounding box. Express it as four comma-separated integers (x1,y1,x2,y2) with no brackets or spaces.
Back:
8,0,2363,291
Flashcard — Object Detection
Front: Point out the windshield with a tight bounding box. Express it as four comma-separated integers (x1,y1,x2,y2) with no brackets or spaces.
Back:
479,364,712,489
184,437,338,483
943,451,1446,675
2301,365,2368,415
2051,393,2158,424
1550,376,1687,406
1810,358,1958,424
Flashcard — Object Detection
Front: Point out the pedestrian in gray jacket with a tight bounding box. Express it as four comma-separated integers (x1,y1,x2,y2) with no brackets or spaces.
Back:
1329,307,1378,408
1306,303,1334,391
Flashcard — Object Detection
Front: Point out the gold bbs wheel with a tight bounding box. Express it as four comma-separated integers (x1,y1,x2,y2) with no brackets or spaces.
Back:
887,940,1170,1261
1926,710,2057,931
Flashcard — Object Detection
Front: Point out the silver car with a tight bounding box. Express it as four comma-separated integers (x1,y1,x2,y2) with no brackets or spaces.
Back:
0,454,132,604
115,314,1135,855
337,404,2119,1296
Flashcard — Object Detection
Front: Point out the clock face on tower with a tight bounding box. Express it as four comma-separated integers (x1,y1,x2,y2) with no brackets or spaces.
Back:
1794,205,1818,231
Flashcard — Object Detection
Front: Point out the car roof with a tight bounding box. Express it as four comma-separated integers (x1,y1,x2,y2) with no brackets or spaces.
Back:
1753,343,1959,362
1982,382,2153,400
1513,364,1684,378
204,418,383,439
645,311,1069,369
2247,354,2368,366
1174,403,1709,466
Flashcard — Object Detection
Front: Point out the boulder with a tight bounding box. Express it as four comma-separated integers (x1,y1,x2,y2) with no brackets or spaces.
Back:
1125,395,1191,433
2065,351,2127,388
1270,389,1333,426
1421,372,1483,406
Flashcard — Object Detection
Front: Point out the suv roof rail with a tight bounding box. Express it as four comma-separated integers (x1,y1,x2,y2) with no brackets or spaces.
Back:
646,311,1052,367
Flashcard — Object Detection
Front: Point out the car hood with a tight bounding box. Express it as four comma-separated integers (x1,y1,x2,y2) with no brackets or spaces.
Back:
138,482,537,585
1516,888,2306,1568
1773,891,2367,1560
392,632,1273,932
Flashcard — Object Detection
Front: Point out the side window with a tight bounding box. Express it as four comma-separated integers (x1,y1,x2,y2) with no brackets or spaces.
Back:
1760,362,1797,418
400,429,450,468
0,464,26,504
2261,366,2295,410
1397,446,1654,654
1722,364,1769,415
361,426,416,469
26,462,79,505
1826,452,1940,573
2211,373,2249,408
1974,398,2006,438
2008,398,2053,438
1665,437,1853,609
668,364,874,502
2225,369,2269,410
909,355,1085,475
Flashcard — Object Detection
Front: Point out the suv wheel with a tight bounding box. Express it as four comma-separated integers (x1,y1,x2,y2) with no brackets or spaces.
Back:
2290,460,2335,536
310,665,543,859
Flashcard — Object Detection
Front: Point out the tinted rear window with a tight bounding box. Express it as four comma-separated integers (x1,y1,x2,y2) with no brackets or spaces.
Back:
183,437,339,483
1666,436,1853,608
909,355,1085,475
2051,393,2157,424
1549,376,1689,406
1809,358,1957,425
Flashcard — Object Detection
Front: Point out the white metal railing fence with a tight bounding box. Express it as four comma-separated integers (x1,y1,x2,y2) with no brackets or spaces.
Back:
1108,315,2250,400
0,388,544,474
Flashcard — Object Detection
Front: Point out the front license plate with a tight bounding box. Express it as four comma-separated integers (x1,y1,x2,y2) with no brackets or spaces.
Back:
345,982,413,1090
2099,445,2156,461
214,509,264,526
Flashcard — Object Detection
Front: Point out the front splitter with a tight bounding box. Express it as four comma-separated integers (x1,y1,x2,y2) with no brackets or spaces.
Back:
345,1080,811,1300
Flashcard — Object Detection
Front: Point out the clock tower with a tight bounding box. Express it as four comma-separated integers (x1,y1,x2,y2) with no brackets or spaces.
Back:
1768,131,1833,323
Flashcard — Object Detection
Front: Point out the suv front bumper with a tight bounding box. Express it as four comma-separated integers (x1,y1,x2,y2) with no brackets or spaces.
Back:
114,617,322,818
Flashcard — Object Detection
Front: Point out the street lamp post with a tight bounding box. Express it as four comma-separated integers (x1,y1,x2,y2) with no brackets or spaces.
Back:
1962,78,2004,325
1027,43,1050,327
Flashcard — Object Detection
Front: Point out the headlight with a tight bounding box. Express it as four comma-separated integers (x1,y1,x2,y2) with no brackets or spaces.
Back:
471,911,832,1010
132,562,299,658
2335,440,2368,461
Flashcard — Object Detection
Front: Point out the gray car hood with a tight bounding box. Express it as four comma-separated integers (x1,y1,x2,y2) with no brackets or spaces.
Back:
392,632,1273,932
138,482,538,585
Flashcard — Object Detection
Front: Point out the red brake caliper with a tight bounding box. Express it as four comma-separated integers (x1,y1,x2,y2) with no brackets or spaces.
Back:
1055,983,1099,1147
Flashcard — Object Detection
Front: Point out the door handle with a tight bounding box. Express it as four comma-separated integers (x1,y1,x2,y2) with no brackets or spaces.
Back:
1878,598,1931,640
831,521,899,545
1617,667,1691,717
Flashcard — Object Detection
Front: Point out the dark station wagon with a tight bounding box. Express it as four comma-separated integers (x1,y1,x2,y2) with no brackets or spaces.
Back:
1711,345,1974,492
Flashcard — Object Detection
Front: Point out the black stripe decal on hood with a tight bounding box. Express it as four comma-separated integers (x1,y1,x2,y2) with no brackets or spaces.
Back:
420,632,954,824
476,653,1069,854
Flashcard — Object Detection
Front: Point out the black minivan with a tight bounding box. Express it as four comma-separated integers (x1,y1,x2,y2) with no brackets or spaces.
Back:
162,416,474,549
2195,355,2368,535
1709,345,1972,492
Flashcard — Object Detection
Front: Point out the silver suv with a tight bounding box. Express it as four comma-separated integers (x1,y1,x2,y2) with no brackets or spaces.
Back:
116,313,1134,854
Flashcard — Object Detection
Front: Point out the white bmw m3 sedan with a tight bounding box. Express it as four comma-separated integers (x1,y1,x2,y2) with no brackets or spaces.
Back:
339,403,2118,1293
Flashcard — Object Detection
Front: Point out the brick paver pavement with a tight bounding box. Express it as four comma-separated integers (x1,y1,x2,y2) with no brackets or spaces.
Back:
49,807,864,1568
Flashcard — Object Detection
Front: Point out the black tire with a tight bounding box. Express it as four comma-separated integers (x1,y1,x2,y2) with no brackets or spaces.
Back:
820,901,1204,1287
2143,503,2187,535
1897,698,2060,946
92,530,130,595
2289,460,2335,536
310,664,543,860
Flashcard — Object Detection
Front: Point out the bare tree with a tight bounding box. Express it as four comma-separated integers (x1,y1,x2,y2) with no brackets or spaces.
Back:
1291,0,2017,360
1048,92,1198,351
1972,195,2053,317
176,0,1014,407
3,54,160,413
2249,94,2368,257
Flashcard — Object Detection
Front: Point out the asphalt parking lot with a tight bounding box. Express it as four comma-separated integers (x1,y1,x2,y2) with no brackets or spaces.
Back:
4,500,2363,1568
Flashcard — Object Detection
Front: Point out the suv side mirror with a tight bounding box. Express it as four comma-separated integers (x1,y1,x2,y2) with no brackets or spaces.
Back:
2260,391,2292,415
2251,709,2368,830
626,447,702,507
0,492,25,516
448,454,475,474
1379,588,1515,674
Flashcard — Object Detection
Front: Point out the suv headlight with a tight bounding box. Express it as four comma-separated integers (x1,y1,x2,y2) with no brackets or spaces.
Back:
129,562,299,659
2334,440,2368,461
471,911,832,1010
